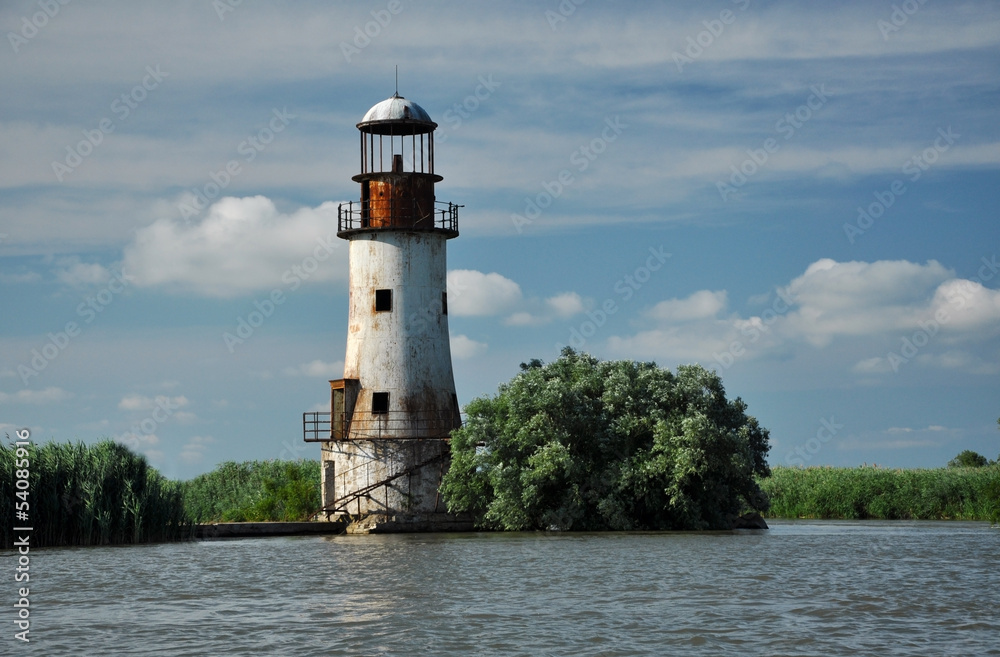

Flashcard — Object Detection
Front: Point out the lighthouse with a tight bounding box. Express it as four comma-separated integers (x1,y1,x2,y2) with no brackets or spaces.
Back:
303,92,469,532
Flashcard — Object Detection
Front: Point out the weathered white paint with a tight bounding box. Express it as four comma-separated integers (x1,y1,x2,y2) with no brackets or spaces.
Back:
342,230,459,440
322,438,452,519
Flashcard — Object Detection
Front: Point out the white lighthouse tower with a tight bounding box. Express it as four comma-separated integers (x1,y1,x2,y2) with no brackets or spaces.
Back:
304,92,468,532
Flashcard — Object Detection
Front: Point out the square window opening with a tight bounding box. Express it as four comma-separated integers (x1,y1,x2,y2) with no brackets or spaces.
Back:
375,289,392,312
372,392,390,415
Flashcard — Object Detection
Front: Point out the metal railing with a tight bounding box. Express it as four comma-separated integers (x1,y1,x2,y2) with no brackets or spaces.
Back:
303,410,461,442
337,199,460,235
303,412,332,442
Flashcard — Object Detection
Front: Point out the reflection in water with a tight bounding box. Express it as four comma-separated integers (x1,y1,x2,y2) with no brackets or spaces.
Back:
4,521,997,656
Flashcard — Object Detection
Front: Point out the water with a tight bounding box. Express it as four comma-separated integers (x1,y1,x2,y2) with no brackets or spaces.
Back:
5,520,998,656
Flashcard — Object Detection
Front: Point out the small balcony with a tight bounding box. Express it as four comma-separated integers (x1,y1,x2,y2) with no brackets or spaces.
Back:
303,409,461,442
337,199,460,238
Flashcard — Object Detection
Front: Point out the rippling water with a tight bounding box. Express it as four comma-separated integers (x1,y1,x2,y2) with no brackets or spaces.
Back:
4,520,998,656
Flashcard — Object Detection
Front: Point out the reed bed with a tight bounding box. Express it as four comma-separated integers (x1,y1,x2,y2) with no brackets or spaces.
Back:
761,465,1000,521
181,460,320,523
0,439,190,548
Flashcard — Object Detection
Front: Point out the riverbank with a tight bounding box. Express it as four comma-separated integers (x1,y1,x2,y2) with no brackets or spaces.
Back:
760,465,1000,522
5,443,998,549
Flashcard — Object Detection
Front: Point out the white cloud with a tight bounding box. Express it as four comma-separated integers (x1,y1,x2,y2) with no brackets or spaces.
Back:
118,394,189,411
122,196,344,297
447,269,522,316
886,425,951,435
839,425,961,451
180,435,214,464
53,257,112,287
645,290,728,322
609,258,1000,374
546,292,586,318
505,292,588,326
451,334,488,359
852,357,892,374
914,351,1000,375
776,259,955,346
283,359,344,378
0,387,73,404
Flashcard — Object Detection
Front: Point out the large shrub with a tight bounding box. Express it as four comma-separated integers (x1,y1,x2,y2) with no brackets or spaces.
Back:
441,349,771,530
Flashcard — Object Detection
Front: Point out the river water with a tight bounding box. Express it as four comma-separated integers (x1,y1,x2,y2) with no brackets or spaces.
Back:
5,520,998,656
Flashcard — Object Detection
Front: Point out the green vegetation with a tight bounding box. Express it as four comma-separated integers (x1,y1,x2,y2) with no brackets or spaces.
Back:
0,440,188,548
182,460,320,522
1,437,321,548
441,349,771,531
6,411,995,549
761,465,1000,522
948,450,991,468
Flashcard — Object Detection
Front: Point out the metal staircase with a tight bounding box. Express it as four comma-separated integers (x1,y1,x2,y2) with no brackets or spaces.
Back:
316,450,448,519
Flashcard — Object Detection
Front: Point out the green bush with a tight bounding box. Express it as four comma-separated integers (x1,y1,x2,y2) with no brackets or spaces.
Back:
182,460,320,522
441,349,771,531
948,450,990,468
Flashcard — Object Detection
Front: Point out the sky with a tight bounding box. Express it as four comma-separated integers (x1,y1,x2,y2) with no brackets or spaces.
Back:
1,0,998,479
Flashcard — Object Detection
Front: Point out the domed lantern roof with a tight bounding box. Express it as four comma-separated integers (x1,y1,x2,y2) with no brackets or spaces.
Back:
357,93,436,135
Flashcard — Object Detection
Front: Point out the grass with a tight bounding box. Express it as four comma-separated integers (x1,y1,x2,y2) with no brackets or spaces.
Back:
181,460,320,523
0,439,189,548
1,439,322,548
760,465,1000,522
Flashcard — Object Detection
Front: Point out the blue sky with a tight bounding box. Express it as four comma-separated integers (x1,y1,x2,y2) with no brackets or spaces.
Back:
2,0,998,479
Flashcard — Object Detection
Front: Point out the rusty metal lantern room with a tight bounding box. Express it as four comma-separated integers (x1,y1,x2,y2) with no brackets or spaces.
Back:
339,94,459,238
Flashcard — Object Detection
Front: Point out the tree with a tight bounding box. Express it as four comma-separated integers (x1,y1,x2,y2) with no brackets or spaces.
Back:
440,348,771,531
947,450,989,469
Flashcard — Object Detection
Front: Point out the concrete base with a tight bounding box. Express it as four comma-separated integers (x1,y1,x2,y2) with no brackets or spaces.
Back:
321,437,473,533
194,521,348,539
345,512,476,534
